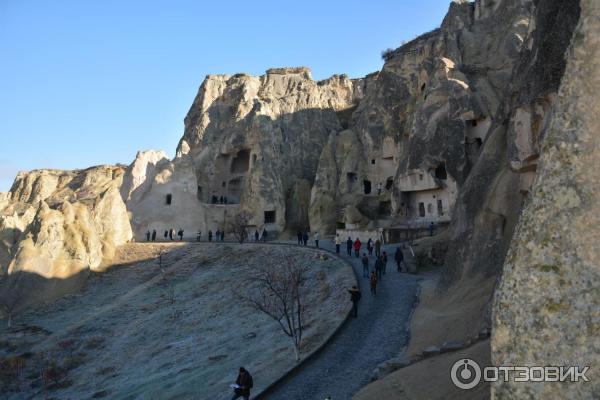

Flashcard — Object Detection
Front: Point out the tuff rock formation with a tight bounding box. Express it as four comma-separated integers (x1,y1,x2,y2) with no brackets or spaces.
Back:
0,166,132,279
0,2,593,397
492,0,599,397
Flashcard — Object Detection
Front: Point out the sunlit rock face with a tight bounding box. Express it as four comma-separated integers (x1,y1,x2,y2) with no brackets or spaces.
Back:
310,0,535,238
0,166,132,279
493,0,598,397
126,67,365,239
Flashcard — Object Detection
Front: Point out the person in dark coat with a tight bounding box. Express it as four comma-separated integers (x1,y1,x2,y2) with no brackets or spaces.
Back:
255,230,260,242
347,286,361,318
375,239,381,257
208,230,213,242
297,231,303,245
178,228,184,241
395,247,404,272
375,256,383,280
370,271,378,296
164,230,168,240
231,367,253,400
429,222,435,236
382,251,388,274
151,229,157,242
145,230,151,241
262,228,268,242
346,237,353,256
361,253,369,278
367,238,373,256
302,231,308,246
169,228,174,241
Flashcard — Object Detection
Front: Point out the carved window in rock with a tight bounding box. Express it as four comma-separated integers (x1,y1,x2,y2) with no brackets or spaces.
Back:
427,203,434,214
264,210,276,224
437,199,444,216
418,202,425,217
166,194,172,205
363,180,372,195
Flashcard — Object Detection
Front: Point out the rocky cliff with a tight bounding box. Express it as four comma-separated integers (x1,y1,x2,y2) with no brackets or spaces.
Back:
0,1,593,396
492,0,598,396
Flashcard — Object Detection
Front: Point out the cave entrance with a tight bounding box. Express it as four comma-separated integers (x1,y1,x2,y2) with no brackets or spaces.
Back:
437,199,444,216
435,163,447,180
363,180,372,195
418,202,425,217
231,149,250,174
166,194,172,205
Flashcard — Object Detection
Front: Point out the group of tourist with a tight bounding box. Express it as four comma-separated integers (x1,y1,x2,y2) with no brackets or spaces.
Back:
145,228,184,241
296,230,320,247
211,195,229,204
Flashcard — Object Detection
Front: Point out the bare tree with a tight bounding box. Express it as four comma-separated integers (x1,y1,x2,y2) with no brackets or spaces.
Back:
238,257,308,361
0,272,25,329
228,211,253,244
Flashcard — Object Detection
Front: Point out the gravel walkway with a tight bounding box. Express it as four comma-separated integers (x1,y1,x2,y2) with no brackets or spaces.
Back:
260,240,419,400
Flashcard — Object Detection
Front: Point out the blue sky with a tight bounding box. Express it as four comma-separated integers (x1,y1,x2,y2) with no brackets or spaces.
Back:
0,0,451,192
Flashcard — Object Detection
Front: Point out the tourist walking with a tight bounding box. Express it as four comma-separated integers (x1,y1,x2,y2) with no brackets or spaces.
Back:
151,229,157,242
196,230,202,242
395,247,404,272
367,238,373,256
346,237,353,256
262,228,268,242
169,228,175,241
370,271,378,296
230,367,253,400
255,230,260,242
297,231,302,245
221,230,225,241
178,228,184,241
353,238,361,258
145,230,151,241
429,222,435,236
375,239,381,257
302,231,309,246
382,251,388,274
314,232,320,248
334,234,342,254
164,230,168,240
208,230,213,242
347,286,361,318
361,253,369,278
375,256,383,280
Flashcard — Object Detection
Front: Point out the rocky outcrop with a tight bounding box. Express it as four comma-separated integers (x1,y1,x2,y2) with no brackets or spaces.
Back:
492,0,598,397
0,166,132,279
123,68,365,239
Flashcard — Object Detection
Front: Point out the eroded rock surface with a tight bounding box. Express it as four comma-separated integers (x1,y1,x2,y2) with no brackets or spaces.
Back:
492,0,599,397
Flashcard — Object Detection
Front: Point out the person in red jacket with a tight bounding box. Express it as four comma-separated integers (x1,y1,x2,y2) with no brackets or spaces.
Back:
353,238,362,258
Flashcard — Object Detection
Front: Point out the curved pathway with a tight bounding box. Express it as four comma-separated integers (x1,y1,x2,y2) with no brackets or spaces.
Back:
259,240,419,400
